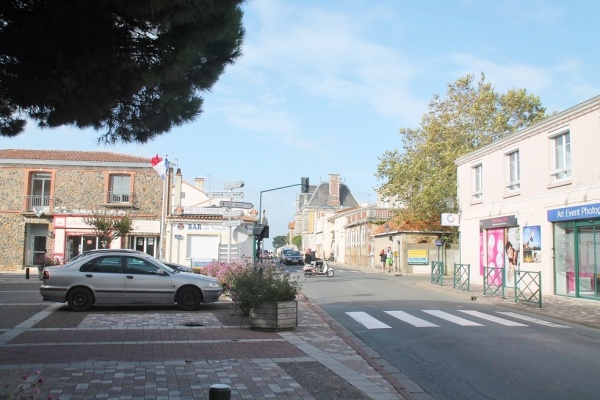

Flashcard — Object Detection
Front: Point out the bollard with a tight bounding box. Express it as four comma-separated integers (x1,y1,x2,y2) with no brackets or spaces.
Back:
25,267,30,280
209,383,231,400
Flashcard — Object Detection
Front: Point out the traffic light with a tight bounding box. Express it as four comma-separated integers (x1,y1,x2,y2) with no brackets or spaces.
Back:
301,177,309,193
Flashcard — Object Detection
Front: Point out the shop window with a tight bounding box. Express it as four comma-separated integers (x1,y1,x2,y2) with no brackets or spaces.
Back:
471,164,483,202
505,150,520,193
550,130,571,183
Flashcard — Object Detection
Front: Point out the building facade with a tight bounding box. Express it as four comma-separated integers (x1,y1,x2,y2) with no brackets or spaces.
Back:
456,95,600,300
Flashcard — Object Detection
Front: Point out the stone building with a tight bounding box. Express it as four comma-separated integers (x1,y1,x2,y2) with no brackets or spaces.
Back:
0,149,163,271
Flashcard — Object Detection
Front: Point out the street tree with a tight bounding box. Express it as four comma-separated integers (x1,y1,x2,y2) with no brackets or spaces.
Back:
376,73,546,232
0,0,245,144
83,210,134,247
292,235,302,250
272,235,288,249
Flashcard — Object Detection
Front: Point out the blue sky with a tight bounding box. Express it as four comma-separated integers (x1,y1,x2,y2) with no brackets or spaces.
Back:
2,0,599,248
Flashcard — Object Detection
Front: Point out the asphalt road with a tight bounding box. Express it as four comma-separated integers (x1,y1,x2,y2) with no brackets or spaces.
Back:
293,263,600,400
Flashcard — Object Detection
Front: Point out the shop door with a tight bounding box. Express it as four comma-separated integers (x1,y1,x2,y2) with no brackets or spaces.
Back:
32,236,47,265
577,226,600,299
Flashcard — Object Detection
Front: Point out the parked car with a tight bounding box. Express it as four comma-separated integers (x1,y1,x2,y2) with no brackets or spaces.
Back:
40,249,223,311
163,262,193,273
281,250,304,265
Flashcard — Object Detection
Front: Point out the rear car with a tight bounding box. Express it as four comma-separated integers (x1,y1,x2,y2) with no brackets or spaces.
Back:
40,249,223,311
281,250,304,265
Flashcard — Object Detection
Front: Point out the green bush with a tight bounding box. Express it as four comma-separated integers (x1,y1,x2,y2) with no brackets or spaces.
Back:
229,265,301,316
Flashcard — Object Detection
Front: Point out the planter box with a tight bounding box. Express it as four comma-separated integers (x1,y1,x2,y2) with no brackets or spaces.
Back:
250,300,298,331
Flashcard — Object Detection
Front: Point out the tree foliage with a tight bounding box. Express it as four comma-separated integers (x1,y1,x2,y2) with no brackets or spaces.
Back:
83,210,134,246
0,0,245,143
292,235,302,250
272,235,289,249
376,73,546,228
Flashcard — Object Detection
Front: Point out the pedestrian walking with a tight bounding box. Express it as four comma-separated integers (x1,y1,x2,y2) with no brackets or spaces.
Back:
379,249,387,271
386,247,393,273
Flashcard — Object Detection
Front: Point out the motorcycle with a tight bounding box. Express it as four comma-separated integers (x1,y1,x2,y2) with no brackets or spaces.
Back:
303,259,334,277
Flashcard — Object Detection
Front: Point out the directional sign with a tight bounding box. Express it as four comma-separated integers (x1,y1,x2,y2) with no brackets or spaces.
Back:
223,220,242,227
207,192,244,199
223,210,244,217
224,181,245,190
220,201,254,209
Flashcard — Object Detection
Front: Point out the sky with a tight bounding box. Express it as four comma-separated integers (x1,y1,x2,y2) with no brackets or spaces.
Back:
2,0,599,249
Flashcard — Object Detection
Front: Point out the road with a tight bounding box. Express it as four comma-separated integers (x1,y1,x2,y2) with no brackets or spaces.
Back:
289,262,600,400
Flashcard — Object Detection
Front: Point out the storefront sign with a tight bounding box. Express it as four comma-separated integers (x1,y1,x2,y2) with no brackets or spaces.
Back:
481,215,518,229
175,223,228,231
407,249,429,265
172,207,225,215
547,203,600,222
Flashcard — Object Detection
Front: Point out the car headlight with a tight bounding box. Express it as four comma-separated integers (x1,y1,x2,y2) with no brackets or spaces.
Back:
208,282,221,288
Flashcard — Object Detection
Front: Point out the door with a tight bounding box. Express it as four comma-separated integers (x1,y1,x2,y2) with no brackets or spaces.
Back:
577,226,599,299
32,235,47,266
123,255,174,303
80,255,126,303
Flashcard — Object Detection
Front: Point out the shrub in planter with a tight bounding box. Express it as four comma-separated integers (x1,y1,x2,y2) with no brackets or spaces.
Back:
229,264,301,317
201,260,249,293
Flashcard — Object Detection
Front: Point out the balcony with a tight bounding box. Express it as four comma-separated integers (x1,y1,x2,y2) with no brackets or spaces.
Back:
25,195,54,214
105,191,135,207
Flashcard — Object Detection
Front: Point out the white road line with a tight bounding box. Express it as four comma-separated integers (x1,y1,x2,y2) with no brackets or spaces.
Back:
459,310,528,326
346,312,391,329
384,311,439,327
423,310,484,326
497,312,571,328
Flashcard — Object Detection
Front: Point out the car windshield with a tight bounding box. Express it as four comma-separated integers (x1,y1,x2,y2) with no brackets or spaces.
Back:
289,251,301,256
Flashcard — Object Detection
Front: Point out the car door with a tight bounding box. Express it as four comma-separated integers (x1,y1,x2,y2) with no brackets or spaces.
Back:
123,255,174,303
80,255,125,303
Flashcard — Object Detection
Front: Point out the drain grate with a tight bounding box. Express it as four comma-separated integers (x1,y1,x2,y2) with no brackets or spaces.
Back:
182,321,205,327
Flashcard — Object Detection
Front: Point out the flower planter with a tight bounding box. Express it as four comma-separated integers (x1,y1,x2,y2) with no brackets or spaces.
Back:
249,300,298,331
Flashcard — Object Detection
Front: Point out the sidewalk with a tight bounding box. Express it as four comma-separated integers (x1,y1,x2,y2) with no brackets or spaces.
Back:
0,271,425,400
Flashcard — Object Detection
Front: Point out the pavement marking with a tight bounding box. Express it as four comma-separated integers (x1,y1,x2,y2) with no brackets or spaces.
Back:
346,312,392,329
458,310,528,326
0,302,62,345
497,312,571,328
384,311,439,327
422,310,484,326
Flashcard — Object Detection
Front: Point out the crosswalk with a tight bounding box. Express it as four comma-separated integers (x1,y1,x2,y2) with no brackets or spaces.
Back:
345,309,570,329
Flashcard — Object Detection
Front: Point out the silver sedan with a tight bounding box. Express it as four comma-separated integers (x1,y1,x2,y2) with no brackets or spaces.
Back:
40,249,223,311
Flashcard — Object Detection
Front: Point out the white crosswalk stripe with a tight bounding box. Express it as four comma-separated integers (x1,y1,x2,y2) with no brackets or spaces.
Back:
384,311,440,327
345,310,569,330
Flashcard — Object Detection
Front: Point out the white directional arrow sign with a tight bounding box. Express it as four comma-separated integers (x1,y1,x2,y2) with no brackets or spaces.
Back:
223,210,244,217
220,201,254,209
207,192,244,199
223,220,242,227
224,181,245,190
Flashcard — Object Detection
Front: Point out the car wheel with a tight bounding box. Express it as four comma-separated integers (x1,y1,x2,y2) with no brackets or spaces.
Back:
177,287,202,311
67,287,94,312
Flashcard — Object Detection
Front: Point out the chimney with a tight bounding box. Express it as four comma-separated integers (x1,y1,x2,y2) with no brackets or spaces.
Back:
195,178,205,191
173,168,183,207
328,174,341,207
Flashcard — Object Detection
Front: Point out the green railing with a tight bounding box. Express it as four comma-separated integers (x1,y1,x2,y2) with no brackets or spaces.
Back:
453,263,470,291
431,261,444,286
515,271,542,308
483,266,505,298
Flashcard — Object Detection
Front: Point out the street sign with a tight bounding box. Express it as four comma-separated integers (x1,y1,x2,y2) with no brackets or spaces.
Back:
223,220,242,227
224,180,245,190
220,201,253,209
207,192,244,198
223,210,244,217
174,234,183,240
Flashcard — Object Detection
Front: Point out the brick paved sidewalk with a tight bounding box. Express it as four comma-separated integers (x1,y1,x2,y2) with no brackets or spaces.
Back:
0,273,416,400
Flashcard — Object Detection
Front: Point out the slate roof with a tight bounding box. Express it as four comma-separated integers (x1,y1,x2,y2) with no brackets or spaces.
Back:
303,181,359,209
0,149,150,163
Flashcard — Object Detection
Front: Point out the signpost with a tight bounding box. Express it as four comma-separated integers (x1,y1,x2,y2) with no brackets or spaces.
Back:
207,192,244,198
224,181,245,190
223,210,244,218
223,220,242,227
220,201,253,209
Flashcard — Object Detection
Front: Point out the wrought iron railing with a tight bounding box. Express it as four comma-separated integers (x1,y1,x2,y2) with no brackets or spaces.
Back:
453,263,470,291
515,271,542,308
431,261,444,286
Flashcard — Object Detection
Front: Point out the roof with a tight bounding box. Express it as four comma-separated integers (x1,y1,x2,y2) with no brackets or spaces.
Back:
0,149,151,163
304,181,359,209
371,218,445,235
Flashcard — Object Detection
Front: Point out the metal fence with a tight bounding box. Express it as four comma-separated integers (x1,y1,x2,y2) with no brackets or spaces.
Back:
483,266,505,298
430,261,444,286
515,271,542,308
453,263,470,291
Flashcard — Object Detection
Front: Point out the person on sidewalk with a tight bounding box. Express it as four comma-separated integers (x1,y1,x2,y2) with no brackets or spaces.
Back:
379,249,387,271
386,247,394,273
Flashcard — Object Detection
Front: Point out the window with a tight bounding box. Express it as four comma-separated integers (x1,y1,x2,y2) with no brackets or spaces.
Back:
506,150,520,192
109,174,131,203
80,256,122,273
28,172,52,212
472,164,482,201
551,131,571,182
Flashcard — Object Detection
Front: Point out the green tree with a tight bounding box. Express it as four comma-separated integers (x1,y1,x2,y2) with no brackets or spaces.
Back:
292,235,302,250
376,73,546,231
83,210,134,247
0,0,245,143
272,235,288,249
